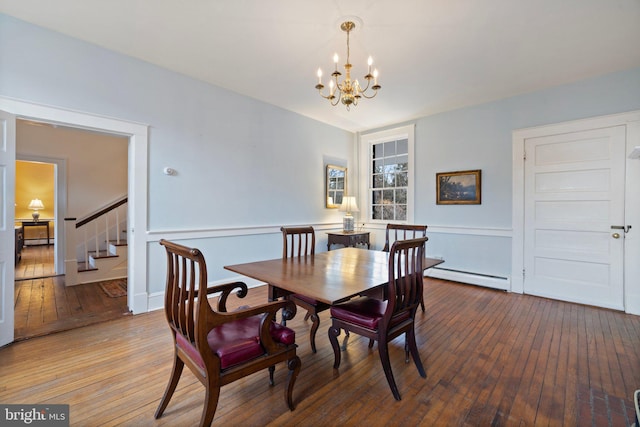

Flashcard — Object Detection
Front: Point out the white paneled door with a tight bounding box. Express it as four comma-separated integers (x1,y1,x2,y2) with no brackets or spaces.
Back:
523,125,626,310
0,110,16,347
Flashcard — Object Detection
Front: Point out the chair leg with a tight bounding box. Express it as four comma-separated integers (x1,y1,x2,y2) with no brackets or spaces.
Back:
200,378,221,427
328,325,342,369
378,341,402,401
404,336,410,363
420,296,425,312
268,365,276,386
154,354,185,419
309,313,320,353
285,356,302,411
407,328,427,378
304,311,311,321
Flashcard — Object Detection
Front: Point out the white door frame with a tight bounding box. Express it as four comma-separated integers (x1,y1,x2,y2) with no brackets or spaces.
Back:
0,97,149,316
512,110,640,315
0,109,16,347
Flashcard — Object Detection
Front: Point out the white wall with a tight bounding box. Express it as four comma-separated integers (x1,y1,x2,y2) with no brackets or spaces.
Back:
364,66,640,282
0,14,354,300
3,13,640,302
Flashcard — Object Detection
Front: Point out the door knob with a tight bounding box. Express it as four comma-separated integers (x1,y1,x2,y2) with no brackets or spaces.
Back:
612,233,620,239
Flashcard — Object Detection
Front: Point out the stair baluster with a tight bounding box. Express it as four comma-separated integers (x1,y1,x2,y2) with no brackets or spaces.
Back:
72,196,128,285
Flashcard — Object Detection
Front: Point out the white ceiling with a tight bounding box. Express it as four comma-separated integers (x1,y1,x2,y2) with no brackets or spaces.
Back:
1,0,639,132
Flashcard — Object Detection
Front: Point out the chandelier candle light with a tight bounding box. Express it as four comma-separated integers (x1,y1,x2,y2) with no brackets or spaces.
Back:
315,21,381,110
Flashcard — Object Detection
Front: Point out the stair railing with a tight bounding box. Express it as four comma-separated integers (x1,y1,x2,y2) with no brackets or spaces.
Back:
75,196,128,274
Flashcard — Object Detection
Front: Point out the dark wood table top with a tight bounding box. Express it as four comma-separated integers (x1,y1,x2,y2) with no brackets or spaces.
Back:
224,248,444,305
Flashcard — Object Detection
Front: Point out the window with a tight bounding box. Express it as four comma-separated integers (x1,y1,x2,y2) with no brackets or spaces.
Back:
359,125,414,224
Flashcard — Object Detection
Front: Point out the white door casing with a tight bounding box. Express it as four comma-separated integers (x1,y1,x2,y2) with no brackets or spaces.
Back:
0,97,149,349
523,126,625,309
513,110,640,315
0,109,16,347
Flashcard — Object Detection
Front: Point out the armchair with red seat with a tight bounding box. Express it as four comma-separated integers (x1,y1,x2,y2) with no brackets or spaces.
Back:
154,239,302,427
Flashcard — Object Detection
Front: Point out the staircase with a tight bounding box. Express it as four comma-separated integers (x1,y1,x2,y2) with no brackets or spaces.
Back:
77,238,128,284
64,196,128,286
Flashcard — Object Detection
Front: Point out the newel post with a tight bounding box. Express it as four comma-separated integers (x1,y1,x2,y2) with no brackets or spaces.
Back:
64,217,78,287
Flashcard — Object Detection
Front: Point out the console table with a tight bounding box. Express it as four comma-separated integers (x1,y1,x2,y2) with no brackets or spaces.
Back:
21,220,51,245
327,231,370,251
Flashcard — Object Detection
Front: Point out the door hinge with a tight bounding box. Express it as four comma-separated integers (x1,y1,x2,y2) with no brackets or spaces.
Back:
523,151,526,161
522,268,525,279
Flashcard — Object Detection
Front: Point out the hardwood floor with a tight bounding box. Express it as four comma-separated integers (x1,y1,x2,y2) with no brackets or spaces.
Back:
14,245,130,340
1,278,638,426
15,244,56,280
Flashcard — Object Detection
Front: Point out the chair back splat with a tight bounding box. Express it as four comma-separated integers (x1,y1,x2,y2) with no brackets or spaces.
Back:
381,223,428,312
282,226,315,258
155,239,301,426
382,223,427,252
328,236,428,400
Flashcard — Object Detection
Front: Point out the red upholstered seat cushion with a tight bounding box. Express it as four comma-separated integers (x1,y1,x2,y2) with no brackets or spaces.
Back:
330,296,387,329
176,315,295,370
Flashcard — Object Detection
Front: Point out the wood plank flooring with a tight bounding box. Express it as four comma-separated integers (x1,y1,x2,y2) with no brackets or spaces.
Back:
14,245,130,340
1,278,638,426
15,244,56,280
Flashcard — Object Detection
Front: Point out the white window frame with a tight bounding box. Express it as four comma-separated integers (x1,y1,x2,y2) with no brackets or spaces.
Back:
358,124,415,224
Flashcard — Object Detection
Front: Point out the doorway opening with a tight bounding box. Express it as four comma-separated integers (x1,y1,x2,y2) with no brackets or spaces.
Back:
0,97,149,347
15,159,57,280
14,119,131,340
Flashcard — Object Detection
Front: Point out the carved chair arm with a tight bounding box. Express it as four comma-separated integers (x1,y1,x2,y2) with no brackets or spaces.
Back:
197,281,249,312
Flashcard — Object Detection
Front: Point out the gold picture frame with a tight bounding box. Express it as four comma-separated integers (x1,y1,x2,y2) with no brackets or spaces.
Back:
436,169,481,205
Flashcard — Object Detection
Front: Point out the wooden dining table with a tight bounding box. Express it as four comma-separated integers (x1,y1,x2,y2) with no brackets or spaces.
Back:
224,247,444,306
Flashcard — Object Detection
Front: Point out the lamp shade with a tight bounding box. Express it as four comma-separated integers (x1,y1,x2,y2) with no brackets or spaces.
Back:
28,198,45,210
339,196,359,214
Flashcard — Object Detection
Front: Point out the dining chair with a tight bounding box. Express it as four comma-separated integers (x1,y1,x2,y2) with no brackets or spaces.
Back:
328,236,428,401
155,239,301,427
281,226,330,353
382,223,428,312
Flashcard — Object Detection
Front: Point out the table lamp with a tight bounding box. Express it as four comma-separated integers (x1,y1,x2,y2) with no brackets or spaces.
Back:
28,198,45,222
339,196,359,232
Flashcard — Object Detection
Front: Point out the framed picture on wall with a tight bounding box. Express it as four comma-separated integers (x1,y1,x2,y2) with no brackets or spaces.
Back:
436,169,481,205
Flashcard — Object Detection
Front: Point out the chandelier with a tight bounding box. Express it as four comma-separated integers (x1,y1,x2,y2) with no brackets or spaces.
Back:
315,21,381,110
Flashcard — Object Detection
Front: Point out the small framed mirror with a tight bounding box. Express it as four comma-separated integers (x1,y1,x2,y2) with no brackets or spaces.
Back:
326,164,346,208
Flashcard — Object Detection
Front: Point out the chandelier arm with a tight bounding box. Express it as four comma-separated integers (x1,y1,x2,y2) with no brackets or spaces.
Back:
359,91,379,99
357,78,371,93
318,92,335,100
316,85,334,100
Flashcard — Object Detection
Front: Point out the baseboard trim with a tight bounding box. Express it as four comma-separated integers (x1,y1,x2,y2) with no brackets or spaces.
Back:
426,267,511,291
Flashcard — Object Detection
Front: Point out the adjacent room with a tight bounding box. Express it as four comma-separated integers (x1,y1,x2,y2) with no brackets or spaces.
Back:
1,1,639,426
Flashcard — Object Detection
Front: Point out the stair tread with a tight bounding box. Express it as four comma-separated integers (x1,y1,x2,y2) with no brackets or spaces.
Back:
88,250,119,259
77,262,98,272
